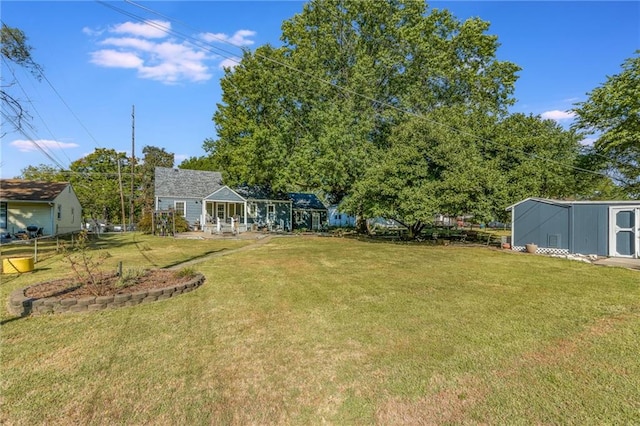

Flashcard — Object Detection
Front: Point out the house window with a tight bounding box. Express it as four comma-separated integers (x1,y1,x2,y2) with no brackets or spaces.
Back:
228,203,244,218
0,202,6,230
267,204,275,222
247,202,256,217
57,204,62,220
294,211,303,223
174,201,186,217
335,214,341,220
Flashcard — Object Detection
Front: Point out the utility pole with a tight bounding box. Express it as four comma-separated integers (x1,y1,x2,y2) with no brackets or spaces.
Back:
130,105,135,230
117,158,126,230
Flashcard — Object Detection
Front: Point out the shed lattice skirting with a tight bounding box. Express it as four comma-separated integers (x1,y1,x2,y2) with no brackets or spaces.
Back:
511,246,570,255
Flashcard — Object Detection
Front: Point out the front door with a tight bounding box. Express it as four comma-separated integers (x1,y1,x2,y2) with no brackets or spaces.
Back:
312,212,320,231
216,203,226,222
609,207,640,258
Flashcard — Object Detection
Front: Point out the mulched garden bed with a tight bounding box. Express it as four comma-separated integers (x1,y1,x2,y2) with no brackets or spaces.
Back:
24,269,195,300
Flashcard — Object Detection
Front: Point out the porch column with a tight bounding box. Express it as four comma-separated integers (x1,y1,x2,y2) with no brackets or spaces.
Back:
201,200,206,230
244,201,248,230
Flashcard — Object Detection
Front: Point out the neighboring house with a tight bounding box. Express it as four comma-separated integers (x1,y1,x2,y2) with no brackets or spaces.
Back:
507,197,640,258
154,168,292,233
0,179,82,237
289,193,328,231
327,205,356,228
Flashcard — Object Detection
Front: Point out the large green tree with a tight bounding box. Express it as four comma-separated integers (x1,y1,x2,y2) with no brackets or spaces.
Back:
342,109,582,236
68,148,130,222
209,0,520,203
572,52,640,197
139,145,174,214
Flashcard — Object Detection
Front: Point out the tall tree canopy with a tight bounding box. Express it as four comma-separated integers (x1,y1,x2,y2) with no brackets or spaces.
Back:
209,0,520,203
67,148,130,221
572,52,640,197
19,164,66,182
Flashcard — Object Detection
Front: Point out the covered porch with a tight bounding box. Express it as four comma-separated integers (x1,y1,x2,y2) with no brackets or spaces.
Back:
201,187,248,234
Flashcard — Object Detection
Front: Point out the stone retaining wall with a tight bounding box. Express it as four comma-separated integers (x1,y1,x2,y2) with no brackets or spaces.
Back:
8,273,205,316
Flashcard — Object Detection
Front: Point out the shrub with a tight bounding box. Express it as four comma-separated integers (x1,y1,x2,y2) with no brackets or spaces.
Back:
174,266,197,279
137,211,191,234
61,230,111,296
116,268,147,288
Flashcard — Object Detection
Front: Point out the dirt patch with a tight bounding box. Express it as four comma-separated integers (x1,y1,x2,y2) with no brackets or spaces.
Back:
375,376,486,425
24,269,195,300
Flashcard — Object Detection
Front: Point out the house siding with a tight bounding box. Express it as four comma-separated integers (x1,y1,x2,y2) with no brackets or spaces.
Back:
512,199,569,250
206,187,245,203
157,197,201,227
293,209,328,231
327,206,356,227
247,200,291,231
6,202,51,235
572,204,608,255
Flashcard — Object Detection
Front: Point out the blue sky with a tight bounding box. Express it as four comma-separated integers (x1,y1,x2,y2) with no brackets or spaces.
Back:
1,1,639,179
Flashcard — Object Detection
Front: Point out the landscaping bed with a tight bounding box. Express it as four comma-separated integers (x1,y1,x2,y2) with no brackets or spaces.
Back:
9,269,205,316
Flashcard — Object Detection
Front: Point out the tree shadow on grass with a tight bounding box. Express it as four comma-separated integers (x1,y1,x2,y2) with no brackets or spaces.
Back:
164,248,228,269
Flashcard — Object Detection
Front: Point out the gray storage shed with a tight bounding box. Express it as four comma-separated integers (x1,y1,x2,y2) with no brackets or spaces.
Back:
506,197,640,258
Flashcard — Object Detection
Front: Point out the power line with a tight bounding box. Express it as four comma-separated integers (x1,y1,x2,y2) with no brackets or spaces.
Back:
2,19,103,174
1,112,68,170
97,1,245,65
2,57,73,166
114,1,627,185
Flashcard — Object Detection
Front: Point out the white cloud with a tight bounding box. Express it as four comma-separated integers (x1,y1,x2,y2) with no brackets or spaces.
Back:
90,49,144,69
200,29,256,46
82,26,104,37
219,57,241,70
86,19,238,84
11,139,79,153
110,20,171,39
541,110,576,121
100,37,156,52
175,154,188,162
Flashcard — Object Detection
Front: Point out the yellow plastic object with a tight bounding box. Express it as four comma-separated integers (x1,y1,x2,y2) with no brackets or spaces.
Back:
2,257,34,274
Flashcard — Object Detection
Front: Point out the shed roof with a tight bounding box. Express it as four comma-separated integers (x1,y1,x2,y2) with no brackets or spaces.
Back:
0,179,70,202
154,167,223,198
506,197,640,211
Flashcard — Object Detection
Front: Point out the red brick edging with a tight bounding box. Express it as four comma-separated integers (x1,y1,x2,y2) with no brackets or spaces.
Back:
8,273,205,316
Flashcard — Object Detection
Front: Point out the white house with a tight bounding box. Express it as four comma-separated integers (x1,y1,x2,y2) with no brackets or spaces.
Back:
0,179,83,237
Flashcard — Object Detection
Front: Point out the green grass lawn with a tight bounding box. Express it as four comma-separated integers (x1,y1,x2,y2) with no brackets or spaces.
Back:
1,235,639,424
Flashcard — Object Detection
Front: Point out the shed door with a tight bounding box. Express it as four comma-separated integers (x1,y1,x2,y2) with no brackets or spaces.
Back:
609,207,640,258
312,212,320,230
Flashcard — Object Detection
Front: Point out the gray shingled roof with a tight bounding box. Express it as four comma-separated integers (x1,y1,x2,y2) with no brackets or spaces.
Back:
154,167,223,198
289,192,327,210
235,185,289,201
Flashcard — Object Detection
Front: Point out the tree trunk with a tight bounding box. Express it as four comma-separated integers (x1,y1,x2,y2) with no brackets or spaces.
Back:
355,214,369,235
407,221,425,240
